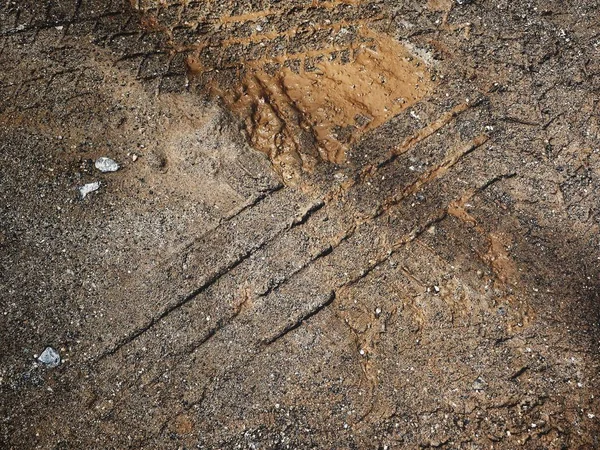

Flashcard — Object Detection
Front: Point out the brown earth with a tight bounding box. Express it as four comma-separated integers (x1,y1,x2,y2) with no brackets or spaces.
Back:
1,0,599,448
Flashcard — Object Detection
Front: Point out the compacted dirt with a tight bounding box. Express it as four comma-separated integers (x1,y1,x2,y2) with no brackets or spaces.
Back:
1,0,600,448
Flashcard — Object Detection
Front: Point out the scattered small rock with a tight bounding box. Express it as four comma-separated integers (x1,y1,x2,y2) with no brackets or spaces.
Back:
472,377,486,391
37,347,61,368
79,181,101,198
95,157,120,173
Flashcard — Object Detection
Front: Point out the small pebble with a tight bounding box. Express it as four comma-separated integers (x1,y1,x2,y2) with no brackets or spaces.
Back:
472,377,485,391
79,182,100,198
95,157,120,173
37,347,61,368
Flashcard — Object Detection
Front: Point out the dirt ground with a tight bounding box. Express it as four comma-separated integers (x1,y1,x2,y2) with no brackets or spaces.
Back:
1,0,599,448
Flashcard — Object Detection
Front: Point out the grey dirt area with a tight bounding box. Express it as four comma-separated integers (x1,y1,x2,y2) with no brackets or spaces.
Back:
1,0,599,448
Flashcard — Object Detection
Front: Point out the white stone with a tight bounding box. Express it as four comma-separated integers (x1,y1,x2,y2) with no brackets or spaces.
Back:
95,157,120,173
79,182,100,198
38,347,60,368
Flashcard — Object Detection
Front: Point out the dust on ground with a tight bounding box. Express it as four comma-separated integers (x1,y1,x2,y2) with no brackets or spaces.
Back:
1,0,599,449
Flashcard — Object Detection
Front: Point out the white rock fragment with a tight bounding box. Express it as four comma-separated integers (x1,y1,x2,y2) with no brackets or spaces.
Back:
95,157,120,173
37,347,61,368
79,182,101,198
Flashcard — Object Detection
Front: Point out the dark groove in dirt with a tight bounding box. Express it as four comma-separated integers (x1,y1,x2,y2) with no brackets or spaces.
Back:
373,101,478,171
97,234,271,361
98,147,474,427
291,199,326,227
148,127,489,363
155,184,284,273
96,192,325,360
378,133,489,215
145,208,454,438
263,291,336,345
94,114,461,363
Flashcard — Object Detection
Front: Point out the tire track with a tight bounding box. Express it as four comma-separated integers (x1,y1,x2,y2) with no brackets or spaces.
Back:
83,130,494,444
98,100,479,365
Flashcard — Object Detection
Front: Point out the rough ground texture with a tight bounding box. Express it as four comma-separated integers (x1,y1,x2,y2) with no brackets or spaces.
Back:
1,0,599,448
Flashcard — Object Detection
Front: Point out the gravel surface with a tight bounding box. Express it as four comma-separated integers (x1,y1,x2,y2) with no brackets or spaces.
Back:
1,0,599,448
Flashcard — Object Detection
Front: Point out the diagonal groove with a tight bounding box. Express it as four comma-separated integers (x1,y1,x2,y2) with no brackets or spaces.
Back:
377,133,490,215
229,135,491,346
146,210,452,440
145,184,283,281
263,291,336,345
101,124,486,363
373,101,476,171
135,143,505,436
96,244,262,361
324,100,482,202
96,194,323,361
161,242,333,364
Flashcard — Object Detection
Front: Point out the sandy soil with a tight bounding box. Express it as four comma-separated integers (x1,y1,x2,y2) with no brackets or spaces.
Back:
1,0,599,448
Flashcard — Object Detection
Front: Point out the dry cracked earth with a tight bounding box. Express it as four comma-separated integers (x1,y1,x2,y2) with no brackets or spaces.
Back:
1,0,600,448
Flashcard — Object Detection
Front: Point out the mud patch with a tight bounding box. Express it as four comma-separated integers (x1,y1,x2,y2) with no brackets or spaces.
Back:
222,30,433,178
131,1,434,178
